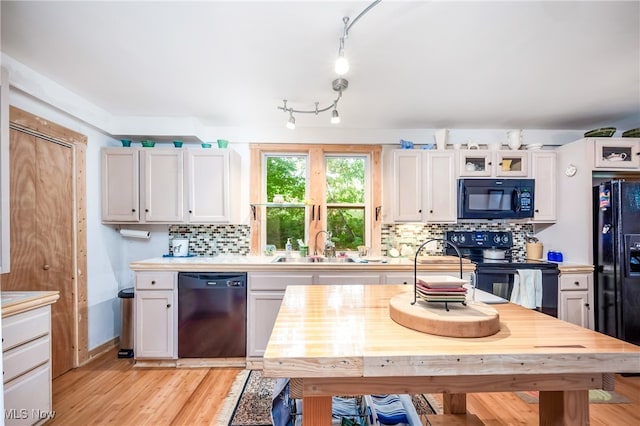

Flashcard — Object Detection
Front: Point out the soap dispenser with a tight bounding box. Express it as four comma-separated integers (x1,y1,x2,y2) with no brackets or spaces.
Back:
285,238,293,256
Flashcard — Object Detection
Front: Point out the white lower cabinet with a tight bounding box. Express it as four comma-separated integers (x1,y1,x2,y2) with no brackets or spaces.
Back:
247,273,314,358
558,273,593,329
134,272,178,359
2,305,53,425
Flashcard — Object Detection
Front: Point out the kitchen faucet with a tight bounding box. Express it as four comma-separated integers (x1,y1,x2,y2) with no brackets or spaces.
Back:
314,230,330,256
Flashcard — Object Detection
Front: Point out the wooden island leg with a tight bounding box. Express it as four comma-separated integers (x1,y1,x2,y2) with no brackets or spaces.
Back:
302,396,332,426
539,390,589,426
443,392,467,414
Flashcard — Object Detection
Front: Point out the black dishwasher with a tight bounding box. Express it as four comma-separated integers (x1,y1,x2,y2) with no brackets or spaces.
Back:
177,272,246,358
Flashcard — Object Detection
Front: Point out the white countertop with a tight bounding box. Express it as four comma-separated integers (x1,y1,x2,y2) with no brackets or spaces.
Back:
129,254,477,273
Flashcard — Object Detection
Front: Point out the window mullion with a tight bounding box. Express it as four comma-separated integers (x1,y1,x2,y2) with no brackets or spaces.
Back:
308,147,325,251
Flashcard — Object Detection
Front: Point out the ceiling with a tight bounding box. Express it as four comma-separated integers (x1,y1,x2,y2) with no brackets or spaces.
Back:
1,1,639,135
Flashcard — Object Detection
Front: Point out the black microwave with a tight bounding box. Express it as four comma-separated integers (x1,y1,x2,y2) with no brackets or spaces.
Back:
457,178,535,220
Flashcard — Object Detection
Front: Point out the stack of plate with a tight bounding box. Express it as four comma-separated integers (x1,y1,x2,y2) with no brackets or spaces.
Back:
622,128,640,138
415,275,467,303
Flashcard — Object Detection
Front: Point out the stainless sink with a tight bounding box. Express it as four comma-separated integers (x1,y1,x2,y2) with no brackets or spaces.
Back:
273,256,355,263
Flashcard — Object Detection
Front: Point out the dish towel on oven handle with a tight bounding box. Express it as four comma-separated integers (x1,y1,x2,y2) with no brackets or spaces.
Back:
510,269,542,309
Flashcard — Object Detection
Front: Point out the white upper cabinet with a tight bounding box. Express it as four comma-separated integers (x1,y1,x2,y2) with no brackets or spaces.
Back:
592,139,640,169
530,151,556,222
102,147,185,223
425,151,457,222
102,147,237,224
185,149,230,222
458,150,528,177
141,149,184,222
390,150,456,223
101,148,141,222
392,150,423,222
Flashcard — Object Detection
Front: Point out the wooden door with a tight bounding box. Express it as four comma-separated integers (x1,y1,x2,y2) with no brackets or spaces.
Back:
5,128,75,378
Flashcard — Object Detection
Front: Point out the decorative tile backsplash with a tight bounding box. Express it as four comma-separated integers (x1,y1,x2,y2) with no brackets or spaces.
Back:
382,222,534,258
169,225,251,256
169,222,533,258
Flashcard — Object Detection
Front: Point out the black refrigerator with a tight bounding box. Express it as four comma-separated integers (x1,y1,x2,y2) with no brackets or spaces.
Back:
593,180,640,345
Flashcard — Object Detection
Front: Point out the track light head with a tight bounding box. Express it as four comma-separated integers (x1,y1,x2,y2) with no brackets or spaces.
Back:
331,109,341,124
286,112,296,129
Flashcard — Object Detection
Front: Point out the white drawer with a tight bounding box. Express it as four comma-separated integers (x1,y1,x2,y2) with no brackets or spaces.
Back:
2,306,50,351
560,274,589,291
248,273,314,291
4,363,52,426
3,335,50,383
135,271,176,290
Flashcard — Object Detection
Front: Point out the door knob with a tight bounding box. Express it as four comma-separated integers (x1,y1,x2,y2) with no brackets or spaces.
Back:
43,264,50,270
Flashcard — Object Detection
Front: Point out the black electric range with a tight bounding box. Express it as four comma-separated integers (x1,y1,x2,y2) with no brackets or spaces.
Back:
444,231,559,317
443,231,558,269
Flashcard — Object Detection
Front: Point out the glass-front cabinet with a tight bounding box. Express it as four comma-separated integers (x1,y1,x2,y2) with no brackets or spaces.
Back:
593,139,640,169
459,150,528,177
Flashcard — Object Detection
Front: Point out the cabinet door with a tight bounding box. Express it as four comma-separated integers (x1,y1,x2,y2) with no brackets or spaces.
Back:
531,151,557,222
101,148,140,222
141,149,184,222
593,139,640,169
4,363,52,425
392,150,423,221
135,290,177,359
560,291,591,329
495,151,528,177
458,150,492,177
425,151,456,222
186,150,229,222
247,291,284,357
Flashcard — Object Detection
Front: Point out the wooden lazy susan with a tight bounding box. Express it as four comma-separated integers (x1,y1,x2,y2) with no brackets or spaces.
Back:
389,290,500,338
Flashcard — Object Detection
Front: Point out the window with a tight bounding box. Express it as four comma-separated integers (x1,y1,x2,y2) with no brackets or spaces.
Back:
250,144,381,255
265,155,307,249
325,155,367,249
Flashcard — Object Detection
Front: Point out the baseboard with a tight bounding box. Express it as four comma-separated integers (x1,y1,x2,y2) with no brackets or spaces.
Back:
81,337,119,366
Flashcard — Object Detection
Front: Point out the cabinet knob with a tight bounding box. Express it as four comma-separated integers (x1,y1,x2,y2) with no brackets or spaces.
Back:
418,209,422,213
430,210,433,213
189,210,193,214
145,209,149,213
574,281,580,286
488,162,492,165
535,209,539,213
43,264,50,270
585,303,590,309
498,162,503,166
131,209,136,212
151,280,156,285
166,304,171,308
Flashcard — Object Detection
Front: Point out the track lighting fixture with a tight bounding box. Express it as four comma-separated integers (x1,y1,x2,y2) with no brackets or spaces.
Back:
277,0,380,128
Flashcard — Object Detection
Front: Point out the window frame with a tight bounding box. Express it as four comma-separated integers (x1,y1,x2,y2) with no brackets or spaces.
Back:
249,144,382,255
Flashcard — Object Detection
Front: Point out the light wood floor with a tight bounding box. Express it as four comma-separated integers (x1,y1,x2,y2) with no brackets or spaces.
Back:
49,347,640,425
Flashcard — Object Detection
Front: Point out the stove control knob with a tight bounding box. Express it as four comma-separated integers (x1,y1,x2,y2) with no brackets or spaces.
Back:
459,235,466,243
502,235,509,244
493,235,501,244
451,235,458,243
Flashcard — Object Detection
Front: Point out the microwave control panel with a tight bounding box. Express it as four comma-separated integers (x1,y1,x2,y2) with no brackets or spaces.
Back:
445,231,513,249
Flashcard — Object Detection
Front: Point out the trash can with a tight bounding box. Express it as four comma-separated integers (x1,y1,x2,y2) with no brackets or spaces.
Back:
117,287,134,358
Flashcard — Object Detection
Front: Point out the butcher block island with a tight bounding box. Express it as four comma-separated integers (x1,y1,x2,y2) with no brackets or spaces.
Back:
263,285,640,426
